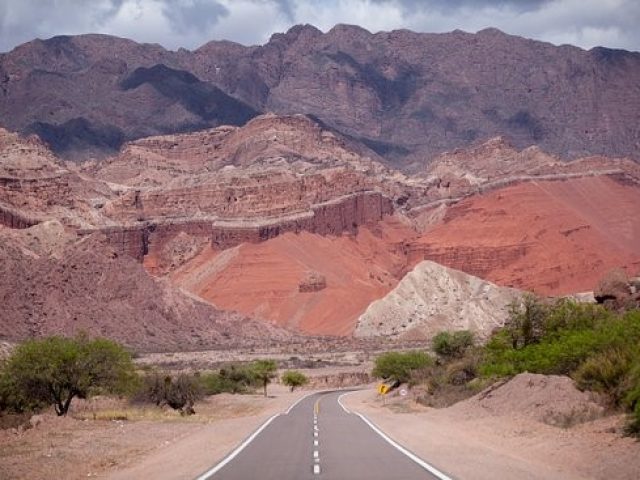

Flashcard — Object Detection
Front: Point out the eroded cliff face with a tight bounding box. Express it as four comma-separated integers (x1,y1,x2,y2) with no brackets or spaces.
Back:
3,114,640,342
410,175,640,295
170,216,415,336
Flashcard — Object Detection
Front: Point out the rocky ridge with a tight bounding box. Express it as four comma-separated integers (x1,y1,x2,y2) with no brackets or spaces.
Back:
355,260,520,341
1,26,639,166
0,223,293,351
1,115,640,340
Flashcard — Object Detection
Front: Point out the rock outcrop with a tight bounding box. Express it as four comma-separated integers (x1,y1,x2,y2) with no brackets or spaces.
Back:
299,272,327,293
355,261,520,341
0,225,292,351
410,175,640,295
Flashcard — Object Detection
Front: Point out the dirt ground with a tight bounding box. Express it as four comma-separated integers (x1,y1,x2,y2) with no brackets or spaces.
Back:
3,374,640,480
344,383,640,480
0,384,308,480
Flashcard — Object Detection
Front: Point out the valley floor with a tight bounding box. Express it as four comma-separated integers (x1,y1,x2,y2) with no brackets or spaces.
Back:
2,380,639,480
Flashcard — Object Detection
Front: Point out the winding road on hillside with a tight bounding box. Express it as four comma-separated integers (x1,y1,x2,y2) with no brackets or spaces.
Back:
195,390,452,480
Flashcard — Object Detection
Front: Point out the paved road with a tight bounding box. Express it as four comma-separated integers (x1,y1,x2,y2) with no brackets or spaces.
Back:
198,390,447,480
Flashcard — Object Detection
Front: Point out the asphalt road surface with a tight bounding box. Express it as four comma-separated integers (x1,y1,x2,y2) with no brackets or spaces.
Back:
197,390,449,480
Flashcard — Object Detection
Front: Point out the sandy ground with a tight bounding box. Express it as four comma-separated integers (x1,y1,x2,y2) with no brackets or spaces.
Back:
0,385,309,480
344,388,640,480
4,376,639,480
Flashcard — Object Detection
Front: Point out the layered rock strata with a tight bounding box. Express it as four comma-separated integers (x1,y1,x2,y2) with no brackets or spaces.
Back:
355,260,520,341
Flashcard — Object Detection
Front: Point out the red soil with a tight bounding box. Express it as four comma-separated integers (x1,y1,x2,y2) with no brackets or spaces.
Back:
171,216,414,336
411,175,640,295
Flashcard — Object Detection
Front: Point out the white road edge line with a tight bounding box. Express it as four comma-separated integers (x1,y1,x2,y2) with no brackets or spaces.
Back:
285,391,317,414
194,413,280,480
196,391,321,479
338,391,453,480
355,413,454,480
337,392,351,414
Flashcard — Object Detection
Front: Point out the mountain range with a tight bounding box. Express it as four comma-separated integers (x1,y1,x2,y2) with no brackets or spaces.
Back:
1,25,639,168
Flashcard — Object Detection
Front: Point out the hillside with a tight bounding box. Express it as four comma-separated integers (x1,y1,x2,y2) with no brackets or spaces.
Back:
355,261,520,341
1,113,639,341
1,26,639,167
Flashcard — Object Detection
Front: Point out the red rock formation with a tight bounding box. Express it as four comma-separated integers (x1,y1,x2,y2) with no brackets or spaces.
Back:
171,216,414,336
411,175,640,295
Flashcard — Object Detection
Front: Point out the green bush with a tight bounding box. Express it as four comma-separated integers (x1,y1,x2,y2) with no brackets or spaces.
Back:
432,330,475,358
137,372,202,415
281,370,309,392
574,347,636,405
248,360,278,397
626,402,640,437
481,308,640,378
0,335,136,416
372,351,432,384
200,365,256,395
506,294,548,349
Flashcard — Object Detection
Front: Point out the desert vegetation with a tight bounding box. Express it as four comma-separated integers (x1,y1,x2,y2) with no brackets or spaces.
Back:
281,370,309,392
0,335,136,416
373,296,640,435
0,336,289,424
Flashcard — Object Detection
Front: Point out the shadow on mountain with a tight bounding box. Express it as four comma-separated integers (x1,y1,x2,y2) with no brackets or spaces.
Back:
121,64,259,124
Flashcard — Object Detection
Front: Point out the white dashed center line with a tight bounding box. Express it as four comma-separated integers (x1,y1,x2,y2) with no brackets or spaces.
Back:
313,399,321,475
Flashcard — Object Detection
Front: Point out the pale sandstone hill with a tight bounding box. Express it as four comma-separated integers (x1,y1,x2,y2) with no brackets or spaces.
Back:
354,260,520,341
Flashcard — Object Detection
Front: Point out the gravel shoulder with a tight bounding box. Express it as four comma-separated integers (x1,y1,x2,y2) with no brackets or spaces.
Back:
343,387,640,480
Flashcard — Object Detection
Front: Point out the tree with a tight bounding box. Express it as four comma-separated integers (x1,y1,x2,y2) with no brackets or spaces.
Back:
432,330,475,358
249,360,277,397
1,336,136,416
372,351,432,384
139,372,202,415
507,294,548,349
281,370,308,392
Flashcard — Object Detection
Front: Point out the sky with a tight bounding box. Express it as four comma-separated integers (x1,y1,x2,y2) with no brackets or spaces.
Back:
0,0,638,54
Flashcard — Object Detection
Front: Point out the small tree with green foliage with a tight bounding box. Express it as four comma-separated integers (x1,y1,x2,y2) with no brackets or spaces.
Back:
281,370,309,392
141,372,202,415
1,335,136,416
507,294,548,349
249,360,278,397
372,351,432,384
432,330,475,358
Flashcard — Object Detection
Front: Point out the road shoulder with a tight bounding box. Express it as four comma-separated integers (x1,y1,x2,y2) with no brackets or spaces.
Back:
342,389,640,480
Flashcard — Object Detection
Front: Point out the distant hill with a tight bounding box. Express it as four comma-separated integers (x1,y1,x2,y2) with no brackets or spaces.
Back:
1,25,639,167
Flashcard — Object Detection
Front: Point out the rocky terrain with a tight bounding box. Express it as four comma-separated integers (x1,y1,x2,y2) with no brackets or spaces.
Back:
0,222,292,351
1,110,639,344
355,261,520,341
1,26,639,167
